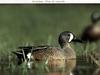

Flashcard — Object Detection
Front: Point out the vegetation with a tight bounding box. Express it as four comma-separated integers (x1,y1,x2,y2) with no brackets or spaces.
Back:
0,5,100,74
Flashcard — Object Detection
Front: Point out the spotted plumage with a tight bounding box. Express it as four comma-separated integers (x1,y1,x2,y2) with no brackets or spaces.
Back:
13,31,81,71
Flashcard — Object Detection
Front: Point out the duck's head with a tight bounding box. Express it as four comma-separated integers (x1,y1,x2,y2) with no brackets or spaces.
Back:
91,12,100,24
58,31,82,47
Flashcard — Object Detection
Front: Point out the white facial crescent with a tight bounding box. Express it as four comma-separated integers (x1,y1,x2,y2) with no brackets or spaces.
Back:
68,33,74,42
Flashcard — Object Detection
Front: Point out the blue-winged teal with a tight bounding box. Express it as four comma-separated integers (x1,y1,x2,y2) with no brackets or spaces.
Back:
81,12,100,43
13,31,81,71
80,12,100,60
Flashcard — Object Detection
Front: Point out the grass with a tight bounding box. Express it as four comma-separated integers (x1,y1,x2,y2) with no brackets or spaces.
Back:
0,4,100,74
0,5,100,56
0,35,99,71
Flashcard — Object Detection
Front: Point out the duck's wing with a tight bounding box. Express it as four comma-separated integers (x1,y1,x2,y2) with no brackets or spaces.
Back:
18,46,33,50
12,51,23,55
32,47,64,60
31,45,51,52
13,45,50,55
18,45,50,50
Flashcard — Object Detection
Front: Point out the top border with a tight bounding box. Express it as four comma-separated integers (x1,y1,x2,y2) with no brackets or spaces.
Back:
0,0,100,3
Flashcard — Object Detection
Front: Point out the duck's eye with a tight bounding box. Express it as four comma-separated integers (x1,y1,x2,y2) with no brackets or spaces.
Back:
67,34,70,36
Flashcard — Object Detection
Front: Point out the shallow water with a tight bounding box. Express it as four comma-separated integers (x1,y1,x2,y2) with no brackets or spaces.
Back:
0,60,99,75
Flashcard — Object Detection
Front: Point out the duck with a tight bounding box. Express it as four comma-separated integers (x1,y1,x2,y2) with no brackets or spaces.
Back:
80,12,100,59
81,12,100,43
13,31,81,72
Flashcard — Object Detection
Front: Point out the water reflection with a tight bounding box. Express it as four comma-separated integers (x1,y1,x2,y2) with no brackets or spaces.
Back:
47,72,73,75
0,60,100,75
92,68,100,75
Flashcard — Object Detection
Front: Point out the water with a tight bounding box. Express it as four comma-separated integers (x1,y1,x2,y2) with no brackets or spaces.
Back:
0,59,99,75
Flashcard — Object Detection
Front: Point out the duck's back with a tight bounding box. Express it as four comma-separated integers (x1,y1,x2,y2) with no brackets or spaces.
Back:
32,47,65,68
32,46,76,72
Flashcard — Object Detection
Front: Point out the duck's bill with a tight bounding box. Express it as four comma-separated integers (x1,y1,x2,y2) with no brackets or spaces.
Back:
72,38,84,43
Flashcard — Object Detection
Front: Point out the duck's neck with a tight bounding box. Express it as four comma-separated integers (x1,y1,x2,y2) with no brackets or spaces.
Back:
61,42,76,59
61,43,71,49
